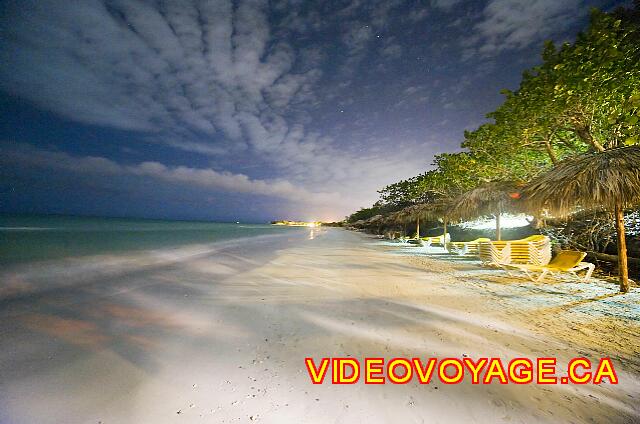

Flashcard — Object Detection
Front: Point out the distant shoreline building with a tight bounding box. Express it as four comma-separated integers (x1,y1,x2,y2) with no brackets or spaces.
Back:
271,220,321,227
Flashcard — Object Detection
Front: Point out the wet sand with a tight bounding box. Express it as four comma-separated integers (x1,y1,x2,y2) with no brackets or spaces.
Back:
1,227,638,423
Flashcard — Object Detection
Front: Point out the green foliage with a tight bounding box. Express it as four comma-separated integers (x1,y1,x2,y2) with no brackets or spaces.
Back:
377,174,434,208
346,202,402,223
357,2,639,219
545,10,640,150
346,206,383,223
376,153,479,209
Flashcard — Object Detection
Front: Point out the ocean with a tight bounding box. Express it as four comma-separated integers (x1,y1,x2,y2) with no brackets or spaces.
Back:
0,214,303,265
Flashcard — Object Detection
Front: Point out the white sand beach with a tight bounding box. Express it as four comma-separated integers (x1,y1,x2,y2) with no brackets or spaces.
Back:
1,227,639,423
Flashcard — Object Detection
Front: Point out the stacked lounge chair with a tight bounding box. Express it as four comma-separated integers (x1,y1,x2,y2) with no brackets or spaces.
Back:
419,233,451,248
479,235,551,266
486,242,512,267
446,237,491,256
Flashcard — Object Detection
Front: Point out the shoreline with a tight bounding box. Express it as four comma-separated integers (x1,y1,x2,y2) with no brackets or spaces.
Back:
1,227,638,423
0,230,305,300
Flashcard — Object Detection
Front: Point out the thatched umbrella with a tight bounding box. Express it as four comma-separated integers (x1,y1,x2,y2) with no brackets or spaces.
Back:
387,209,414,236
383,210,406,228
364,215,384,233
396,205,420,238
382,205,422,237
394,201,454,239
523,145,640,292
412,200,454,239
450,181,522,241
365,214,383,224
351,219,366,229
384,210,401,224
430,199,454,238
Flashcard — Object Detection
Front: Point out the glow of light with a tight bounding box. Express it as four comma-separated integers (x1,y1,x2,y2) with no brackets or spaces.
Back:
459,213,533,230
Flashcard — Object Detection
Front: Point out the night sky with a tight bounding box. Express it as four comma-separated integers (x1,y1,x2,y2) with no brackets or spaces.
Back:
0,0,628,222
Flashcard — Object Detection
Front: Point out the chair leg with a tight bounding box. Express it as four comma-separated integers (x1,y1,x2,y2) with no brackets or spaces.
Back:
584,264,595,282
535,269,549,283
521,269,535,282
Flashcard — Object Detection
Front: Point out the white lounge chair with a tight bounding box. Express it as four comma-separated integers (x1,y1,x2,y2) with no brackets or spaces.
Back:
419,233,451,249
446,237,491,256
479,235,551,265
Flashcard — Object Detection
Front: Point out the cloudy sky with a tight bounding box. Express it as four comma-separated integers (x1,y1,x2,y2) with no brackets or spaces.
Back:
0,0,627,222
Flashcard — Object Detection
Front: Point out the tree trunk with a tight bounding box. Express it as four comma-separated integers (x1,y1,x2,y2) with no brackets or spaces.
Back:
543,139,558,165
495,204,502,241
574,124,605,153
443,217,448,240
587,252,640,267
534,213,546,229
614,204,629,293
416,217,420,239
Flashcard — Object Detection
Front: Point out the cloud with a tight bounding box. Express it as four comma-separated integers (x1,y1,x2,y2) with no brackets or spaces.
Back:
406,8,429,22
464,0,590,57
380,42,403,59
342,24,375,53
431,0,464,12
1,143,336,204
369,0,406,28
0,0,314,147
2,140,430,220
0,0,440,218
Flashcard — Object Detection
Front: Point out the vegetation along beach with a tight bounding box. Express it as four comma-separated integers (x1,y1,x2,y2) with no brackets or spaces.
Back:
1,1,639,423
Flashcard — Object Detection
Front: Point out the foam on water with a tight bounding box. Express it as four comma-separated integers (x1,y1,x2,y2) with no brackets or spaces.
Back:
0,214,302,265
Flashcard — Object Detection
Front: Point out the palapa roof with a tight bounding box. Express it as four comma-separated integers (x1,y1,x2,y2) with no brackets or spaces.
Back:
522,145,640,216
386,200,454,224
383,210,405,225
365,214,384,224
450,180,522,220
384,206,417,223
421,199,453,220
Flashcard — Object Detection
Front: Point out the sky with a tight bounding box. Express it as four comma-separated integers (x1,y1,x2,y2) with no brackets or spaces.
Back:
0,0,628,222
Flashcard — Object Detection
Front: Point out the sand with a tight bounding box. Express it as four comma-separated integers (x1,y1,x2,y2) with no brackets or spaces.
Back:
1,227,639,423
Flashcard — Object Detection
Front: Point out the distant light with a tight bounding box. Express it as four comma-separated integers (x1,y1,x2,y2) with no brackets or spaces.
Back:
459,213,532,230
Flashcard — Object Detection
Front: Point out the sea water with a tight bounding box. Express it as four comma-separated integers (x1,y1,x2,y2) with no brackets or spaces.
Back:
0,214,302,265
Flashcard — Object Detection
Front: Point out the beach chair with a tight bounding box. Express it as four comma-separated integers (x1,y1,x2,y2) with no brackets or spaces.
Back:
479,235,551,265
446,238,491,256
505,250,595,282
419,233,451,248
483,242,512,267
398,236,421,245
